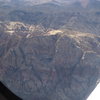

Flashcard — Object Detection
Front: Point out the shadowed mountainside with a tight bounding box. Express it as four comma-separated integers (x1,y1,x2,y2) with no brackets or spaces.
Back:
0,29,100,100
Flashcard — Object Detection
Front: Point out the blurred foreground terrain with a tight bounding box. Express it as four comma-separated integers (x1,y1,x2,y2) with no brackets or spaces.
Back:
0,0,100,100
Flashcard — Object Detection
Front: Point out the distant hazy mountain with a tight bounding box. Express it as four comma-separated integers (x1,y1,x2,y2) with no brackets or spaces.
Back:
0,0,99,6
0,0,100,34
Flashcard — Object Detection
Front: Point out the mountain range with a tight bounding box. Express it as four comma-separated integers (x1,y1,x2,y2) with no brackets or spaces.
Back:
0,0,100,100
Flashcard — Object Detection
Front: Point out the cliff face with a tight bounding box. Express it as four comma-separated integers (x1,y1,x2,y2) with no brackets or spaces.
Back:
0,29,100,100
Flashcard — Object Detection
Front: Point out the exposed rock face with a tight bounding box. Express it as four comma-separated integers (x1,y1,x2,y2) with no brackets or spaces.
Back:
0,30,100,100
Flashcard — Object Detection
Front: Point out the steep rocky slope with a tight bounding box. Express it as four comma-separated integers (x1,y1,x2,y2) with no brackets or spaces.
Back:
0,29,100,100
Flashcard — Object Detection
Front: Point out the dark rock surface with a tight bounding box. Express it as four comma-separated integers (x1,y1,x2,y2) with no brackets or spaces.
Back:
0,30,100,100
